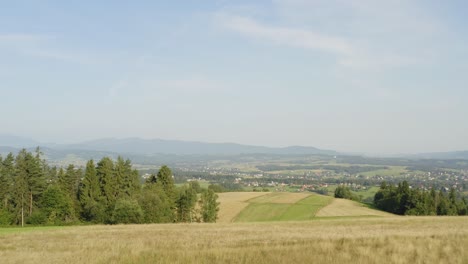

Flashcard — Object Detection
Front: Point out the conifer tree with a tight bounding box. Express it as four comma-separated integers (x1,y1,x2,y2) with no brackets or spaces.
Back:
97,157,116,220
114,157,140,199
14,149,46,218
175,185,197,222
59,165,77,197
157,165,175,199
0,153,14,209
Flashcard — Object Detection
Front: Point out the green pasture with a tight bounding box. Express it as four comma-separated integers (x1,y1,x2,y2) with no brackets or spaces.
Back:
234,193,332,222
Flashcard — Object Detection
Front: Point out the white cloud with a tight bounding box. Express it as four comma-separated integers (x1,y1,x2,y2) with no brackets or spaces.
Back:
217,14,352,56
215,0,445,71
0,33,97,65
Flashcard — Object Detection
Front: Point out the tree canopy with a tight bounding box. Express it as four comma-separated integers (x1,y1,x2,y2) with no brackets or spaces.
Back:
0,150,219,226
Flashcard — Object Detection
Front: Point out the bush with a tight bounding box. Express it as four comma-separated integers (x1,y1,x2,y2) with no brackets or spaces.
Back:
138,185,173,223
208,184,225,193
41,186,76,224
112,199,143,224
0,209,12,225
27,210,47,225
334,185,360,201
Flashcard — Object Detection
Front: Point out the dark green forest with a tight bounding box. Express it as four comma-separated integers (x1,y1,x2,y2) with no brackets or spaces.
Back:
334,183,468,216
0,149,219,226
373,181,467,215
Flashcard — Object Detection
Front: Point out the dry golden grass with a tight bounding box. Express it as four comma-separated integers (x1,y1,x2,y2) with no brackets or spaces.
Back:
0,217,467,264
216,192,269,222
247,192,311,204
316,198,394,217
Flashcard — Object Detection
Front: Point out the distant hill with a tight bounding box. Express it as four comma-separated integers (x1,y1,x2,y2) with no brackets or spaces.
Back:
0,134,40,148
0,136,337,165
411,151,468,160
60,138,337,156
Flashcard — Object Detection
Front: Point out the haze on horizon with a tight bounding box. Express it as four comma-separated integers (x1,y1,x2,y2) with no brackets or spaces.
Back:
1,1,467,155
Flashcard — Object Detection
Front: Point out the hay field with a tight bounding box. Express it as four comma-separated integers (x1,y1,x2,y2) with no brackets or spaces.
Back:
247,192,311,204
316,198,394,217
218,192,390,222
234,193,332,222
0,217,467,264
216,192,269,222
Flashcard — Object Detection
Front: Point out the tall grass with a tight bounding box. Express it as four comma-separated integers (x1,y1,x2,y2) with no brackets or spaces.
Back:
1,216,466,263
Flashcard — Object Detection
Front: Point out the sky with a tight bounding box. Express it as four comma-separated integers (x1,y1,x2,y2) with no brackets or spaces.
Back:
1,0,468,154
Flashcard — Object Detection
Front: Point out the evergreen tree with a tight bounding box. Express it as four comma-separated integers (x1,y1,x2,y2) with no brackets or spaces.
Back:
375,181,466,216
157,165,176,199
78,160,104,222
13,149,46,224
175,185,197,222
97,157,116,206
0,153,14,209
97,157,117,222
397,181,411,215
114,157,140,199
59,165,78,198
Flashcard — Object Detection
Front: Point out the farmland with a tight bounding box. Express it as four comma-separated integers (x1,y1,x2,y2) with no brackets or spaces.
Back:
218,192,391,222
234,193,332,222
165,154,468,200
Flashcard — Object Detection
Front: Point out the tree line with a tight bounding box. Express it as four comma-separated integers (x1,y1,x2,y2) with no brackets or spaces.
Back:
373,181,467,215
0,148,219,226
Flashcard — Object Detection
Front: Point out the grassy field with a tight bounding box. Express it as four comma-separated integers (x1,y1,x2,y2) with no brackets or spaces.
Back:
219,192,391,222
216,192,269,223
358,166,408,177
315,198,394,217
0,217,467,264
234,193,333,222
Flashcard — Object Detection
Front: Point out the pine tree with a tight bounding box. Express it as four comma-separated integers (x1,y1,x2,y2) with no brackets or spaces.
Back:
114,157,140,199
80,160,100,202
79,160,104,222
13,149,46,223
157,165,176,200
97,157,116,221
59,165,77,197
0,153,14,209
175,185,197,222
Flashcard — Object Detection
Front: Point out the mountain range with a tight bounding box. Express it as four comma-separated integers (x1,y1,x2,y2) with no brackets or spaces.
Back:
1,134,468,161
0,135,336,158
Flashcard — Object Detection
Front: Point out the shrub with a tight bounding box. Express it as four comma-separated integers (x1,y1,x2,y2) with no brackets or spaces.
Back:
27,210,47,225
113,199,143,224
0,209,12,225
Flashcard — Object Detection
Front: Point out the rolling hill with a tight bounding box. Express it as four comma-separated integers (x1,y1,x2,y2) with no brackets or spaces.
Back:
0,136,337,158
217,192,393,223
63,138,338,155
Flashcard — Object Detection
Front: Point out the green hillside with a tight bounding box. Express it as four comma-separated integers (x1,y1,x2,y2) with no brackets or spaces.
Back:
233,193,332,222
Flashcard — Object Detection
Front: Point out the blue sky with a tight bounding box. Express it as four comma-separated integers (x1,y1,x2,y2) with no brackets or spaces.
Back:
1,0,467,154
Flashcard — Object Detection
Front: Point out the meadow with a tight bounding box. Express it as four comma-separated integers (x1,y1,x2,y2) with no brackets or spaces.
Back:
0,217,467,264
234,192,332,222
1,192,467,263
218,192,387,222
